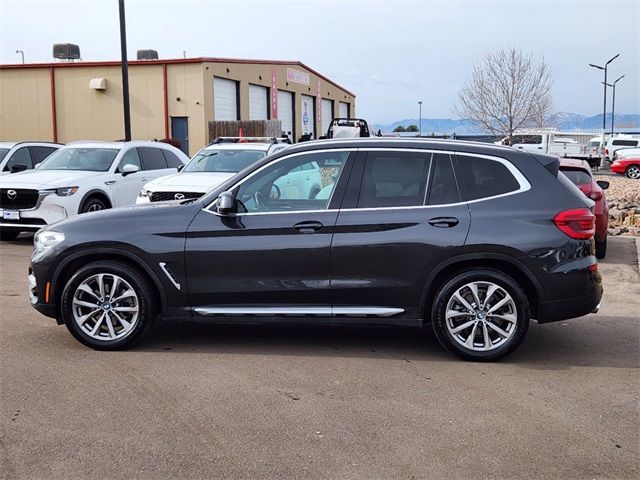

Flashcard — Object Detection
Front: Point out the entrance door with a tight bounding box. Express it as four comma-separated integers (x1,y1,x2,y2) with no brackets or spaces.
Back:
185,150,353,313
301,95,316,139
171,117,189,156
277,90,294,143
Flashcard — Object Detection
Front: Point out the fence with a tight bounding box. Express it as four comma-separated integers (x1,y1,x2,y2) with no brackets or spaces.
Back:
208,120,283,143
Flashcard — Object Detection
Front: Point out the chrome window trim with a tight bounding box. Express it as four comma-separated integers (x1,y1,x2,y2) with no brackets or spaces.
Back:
203,148,356,215
201,147,531,216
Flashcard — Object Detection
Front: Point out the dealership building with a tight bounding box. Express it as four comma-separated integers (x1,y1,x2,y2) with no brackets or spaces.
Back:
0,57,356,156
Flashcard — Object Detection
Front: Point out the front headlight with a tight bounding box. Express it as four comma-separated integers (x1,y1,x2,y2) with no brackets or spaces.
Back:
40,187,79,197
138,188,149,198
34,230,65,254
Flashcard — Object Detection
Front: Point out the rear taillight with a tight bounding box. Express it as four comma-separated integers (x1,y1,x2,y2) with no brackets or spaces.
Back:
605,148,609,156
554,208,596,239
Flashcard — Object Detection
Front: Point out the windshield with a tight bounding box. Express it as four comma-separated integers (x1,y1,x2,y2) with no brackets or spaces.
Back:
38,148,119,172
0,149,9,162
587,141,600,148
184,148,266,173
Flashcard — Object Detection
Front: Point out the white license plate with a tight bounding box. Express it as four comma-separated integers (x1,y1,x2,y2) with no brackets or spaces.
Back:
3,210,20,220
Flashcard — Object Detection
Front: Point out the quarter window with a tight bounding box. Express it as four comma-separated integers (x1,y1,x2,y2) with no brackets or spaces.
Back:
235,151,349,213
455,155,520,201
139,147,168,170
357,151,431,208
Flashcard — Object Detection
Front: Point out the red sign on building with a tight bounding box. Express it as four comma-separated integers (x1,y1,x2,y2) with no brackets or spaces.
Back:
316,79,322,129
271,67,278,119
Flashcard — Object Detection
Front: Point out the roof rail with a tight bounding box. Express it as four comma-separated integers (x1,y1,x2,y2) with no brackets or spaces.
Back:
211,136,280,145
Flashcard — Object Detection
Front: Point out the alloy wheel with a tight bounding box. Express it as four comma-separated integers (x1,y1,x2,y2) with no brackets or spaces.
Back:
87,203,104,212
72,273,139,341
627,166,640,179
445,281,518,352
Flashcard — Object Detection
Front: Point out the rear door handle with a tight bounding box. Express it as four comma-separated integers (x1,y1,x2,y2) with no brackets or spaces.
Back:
428,217,459,228
293,221,324,233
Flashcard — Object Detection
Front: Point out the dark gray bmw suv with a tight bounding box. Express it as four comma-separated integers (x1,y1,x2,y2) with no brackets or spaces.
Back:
29,139,602,361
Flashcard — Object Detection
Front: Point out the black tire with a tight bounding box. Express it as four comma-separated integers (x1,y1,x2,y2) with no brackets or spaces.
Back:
309,186,321,199
625,164,640,179
80,197,108,214
595,237,607,259
60,260,157,350
431,269,530,361
0,229,20,241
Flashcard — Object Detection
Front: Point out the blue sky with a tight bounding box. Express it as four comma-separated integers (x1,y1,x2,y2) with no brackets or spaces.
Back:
1,0,638,123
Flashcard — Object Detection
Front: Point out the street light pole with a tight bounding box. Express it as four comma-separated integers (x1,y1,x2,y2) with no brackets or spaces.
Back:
418,101,422,137
603,75,625,135
589,53,619,167
118,0,132,141
15,50,24,64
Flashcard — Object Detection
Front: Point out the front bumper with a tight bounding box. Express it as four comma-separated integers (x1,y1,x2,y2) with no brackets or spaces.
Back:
610,163,626,174
0,193,69,230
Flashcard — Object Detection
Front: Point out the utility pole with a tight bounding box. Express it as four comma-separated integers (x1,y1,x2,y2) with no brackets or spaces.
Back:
119,0,132,141
15,50,24,64
418,101,422,137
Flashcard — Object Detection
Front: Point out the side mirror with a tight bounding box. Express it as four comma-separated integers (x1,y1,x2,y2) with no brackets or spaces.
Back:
177,164,185,172
217,191,234,214
10,163,28,173
596,180,610,190
121,163,140,176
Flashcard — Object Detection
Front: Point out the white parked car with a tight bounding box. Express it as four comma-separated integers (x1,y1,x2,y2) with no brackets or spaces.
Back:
0,141,188,241
137,138,289,204
603,136,640,161
0,141,62,174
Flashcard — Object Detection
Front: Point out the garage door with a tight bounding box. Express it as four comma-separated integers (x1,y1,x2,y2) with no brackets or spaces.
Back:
339,101,349,118
301,94,316,138
249,84,269,120
277,90,294,142
214,77,238,121
321,99,333,137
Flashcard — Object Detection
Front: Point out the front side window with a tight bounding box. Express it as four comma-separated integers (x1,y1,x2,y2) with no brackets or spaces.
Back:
234,151,349,213
455,155,520,201
185,148,267,173
37,148,118,172
117,148,141,172
357,151,431,208
4,147,32,171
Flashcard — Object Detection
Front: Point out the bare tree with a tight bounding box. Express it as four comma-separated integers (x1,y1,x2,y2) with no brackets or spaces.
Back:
456,48,553,143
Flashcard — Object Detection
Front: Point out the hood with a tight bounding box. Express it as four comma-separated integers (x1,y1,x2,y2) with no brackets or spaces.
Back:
0,169,106,189
144,171,236,192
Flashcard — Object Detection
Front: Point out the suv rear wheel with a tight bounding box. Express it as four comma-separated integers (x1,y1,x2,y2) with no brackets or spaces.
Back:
431,269,530,361
60,261,157,350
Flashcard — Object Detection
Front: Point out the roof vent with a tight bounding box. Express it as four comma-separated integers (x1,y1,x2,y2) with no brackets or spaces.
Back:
137,49,159,60
53,43,81,61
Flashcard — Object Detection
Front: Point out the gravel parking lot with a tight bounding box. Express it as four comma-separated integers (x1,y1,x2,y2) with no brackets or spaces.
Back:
1,235,639,479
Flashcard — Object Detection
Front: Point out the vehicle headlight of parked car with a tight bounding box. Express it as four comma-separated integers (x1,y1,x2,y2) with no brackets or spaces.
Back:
33,230,65,254
40,186,79,197
138,188,150,202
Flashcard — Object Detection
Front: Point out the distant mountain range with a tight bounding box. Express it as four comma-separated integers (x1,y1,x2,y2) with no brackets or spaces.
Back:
371,113,640,135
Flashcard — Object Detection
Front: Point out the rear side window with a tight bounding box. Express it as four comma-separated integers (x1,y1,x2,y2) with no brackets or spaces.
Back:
428,154,460,205
612,140,638,147
455,155,520,201
139,147,168,170
560,167,592,186
30,146,57,164
162,150,184,168
357,151,431,208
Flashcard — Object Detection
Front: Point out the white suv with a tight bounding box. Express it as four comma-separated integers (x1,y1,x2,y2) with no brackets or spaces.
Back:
137,138,289,204
0,142,62,174
0,141,188,241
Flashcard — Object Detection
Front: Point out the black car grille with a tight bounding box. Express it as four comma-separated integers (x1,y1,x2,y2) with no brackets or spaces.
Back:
0,189,39,210
150,191,204,202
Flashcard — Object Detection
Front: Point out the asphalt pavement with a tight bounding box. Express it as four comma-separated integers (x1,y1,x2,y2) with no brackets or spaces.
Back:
1,235,638,479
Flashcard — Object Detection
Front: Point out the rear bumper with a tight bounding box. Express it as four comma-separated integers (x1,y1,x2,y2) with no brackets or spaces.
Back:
537,287,603,323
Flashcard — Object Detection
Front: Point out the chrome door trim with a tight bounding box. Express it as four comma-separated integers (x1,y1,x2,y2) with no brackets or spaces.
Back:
193,306,405,317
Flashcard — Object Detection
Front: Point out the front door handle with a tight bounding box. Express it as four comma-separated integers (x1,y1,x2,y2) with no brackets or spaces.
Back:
293,221,324,233
428,217,459,228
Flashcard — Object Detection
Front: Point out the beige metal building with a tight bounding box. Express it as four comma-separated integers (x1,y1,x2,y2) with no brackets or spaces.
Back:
0,57,356,156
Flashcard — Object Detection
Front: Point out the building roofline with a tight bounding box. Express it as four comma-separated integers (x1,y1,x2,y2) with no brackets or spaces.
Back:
0,56,356,97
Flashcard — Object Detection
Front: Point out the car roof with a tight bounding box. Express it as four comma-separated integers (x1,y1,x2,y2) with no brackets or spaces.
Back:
0,141,61,148
62,140,178,150
201,142,273,152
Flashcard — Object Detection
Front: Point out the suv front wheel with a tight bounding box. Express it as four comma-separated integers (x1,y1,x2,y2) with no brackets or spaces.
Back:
60,261,157,350
431,269,530,361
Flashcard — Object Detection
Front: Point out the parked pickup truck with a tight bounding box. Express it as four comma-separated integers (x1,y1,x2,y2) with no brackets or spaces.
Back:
499,132,602,167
